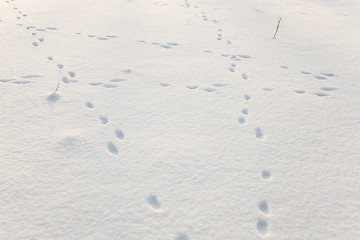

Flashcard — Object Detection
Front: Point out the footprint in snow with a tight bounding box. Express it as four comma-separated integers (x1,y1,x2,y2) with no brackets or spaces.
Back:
99,116,108,124
115,129,124,140
322,73,335,77
294,90,306,94
257,219,269,236
175,233,188,240
258,200,269,215
321,87,337,91
314,75,326,80
263,88,273,91
238,117,246,124
315,92,328,97
85,101,94,109
68,71,76,78
147,194,161,210
12,80,32,84
89,82,102,86
203,88,216,92
103,83,117,88
22,75,43,78
107,142,118,155
212,83,227,87
109,78,126,82
255,127,264,139
0,79,15,82
262,170,271,180
187,85,198,90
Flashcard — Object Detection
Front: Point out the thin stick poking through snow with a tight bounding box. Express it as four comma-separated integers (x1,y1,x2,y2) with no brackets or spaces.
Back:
273,17,282,39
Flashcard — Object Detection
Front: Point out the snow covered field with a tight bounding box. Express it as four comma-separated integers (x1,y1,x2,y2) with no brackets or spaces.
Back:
1,0,359,239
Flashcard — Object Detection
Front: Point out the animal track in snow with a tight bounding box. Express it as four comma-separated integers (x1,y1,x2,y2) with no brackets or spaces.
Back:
321,87,337,91
46,27,57,30
187,85,198,89
107,142,118,155
280,66,289,69
12,80,32,84
147,195,161,210
161,44,172,49
263,88,273,91
322,73,335,77
242,73,248,80
212,83,227,87
301,71,311,75
257,219,269,236
115,129,125,140
241,109,248,115
227,40,232,44
262,170,271,180
22,75,43,78
0,78,15,82
38,38,44,42
175,233,188,240
89,82,102,86
103,83,117,88
166,42,178,46
294,90,306,94
314,75,326,80
98,37,109,41
109,78,126,82
85,101,94,109
160,83,170,87
32,42,38,47
57,64,64,69
255,127,264,139
244,95,251,101
68,72,76,78
203,88,216,92
229,67,235,72
315,92,328,97
99,116,108,124
238,117,246,124
238,55,250,59
47,56,53,60
258,201,269,215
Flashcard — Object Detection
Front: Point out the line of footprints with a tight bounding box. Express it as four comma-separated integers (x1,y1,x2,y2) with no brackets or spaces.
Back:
84,101,124,155
257,170,272,236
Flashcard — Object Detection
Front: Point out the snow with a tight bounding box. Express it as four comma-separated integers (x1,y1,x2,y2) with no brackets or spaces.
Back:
1,0,360,239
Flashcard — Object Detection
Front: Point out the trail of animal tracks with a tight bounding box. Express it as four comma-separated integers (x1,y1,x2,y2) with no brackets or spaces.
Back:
1,0,359,239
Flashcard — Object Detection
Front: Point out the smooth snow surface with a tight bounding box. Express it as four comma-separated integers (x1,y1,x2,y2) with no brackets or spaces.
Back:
1,0,360,239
